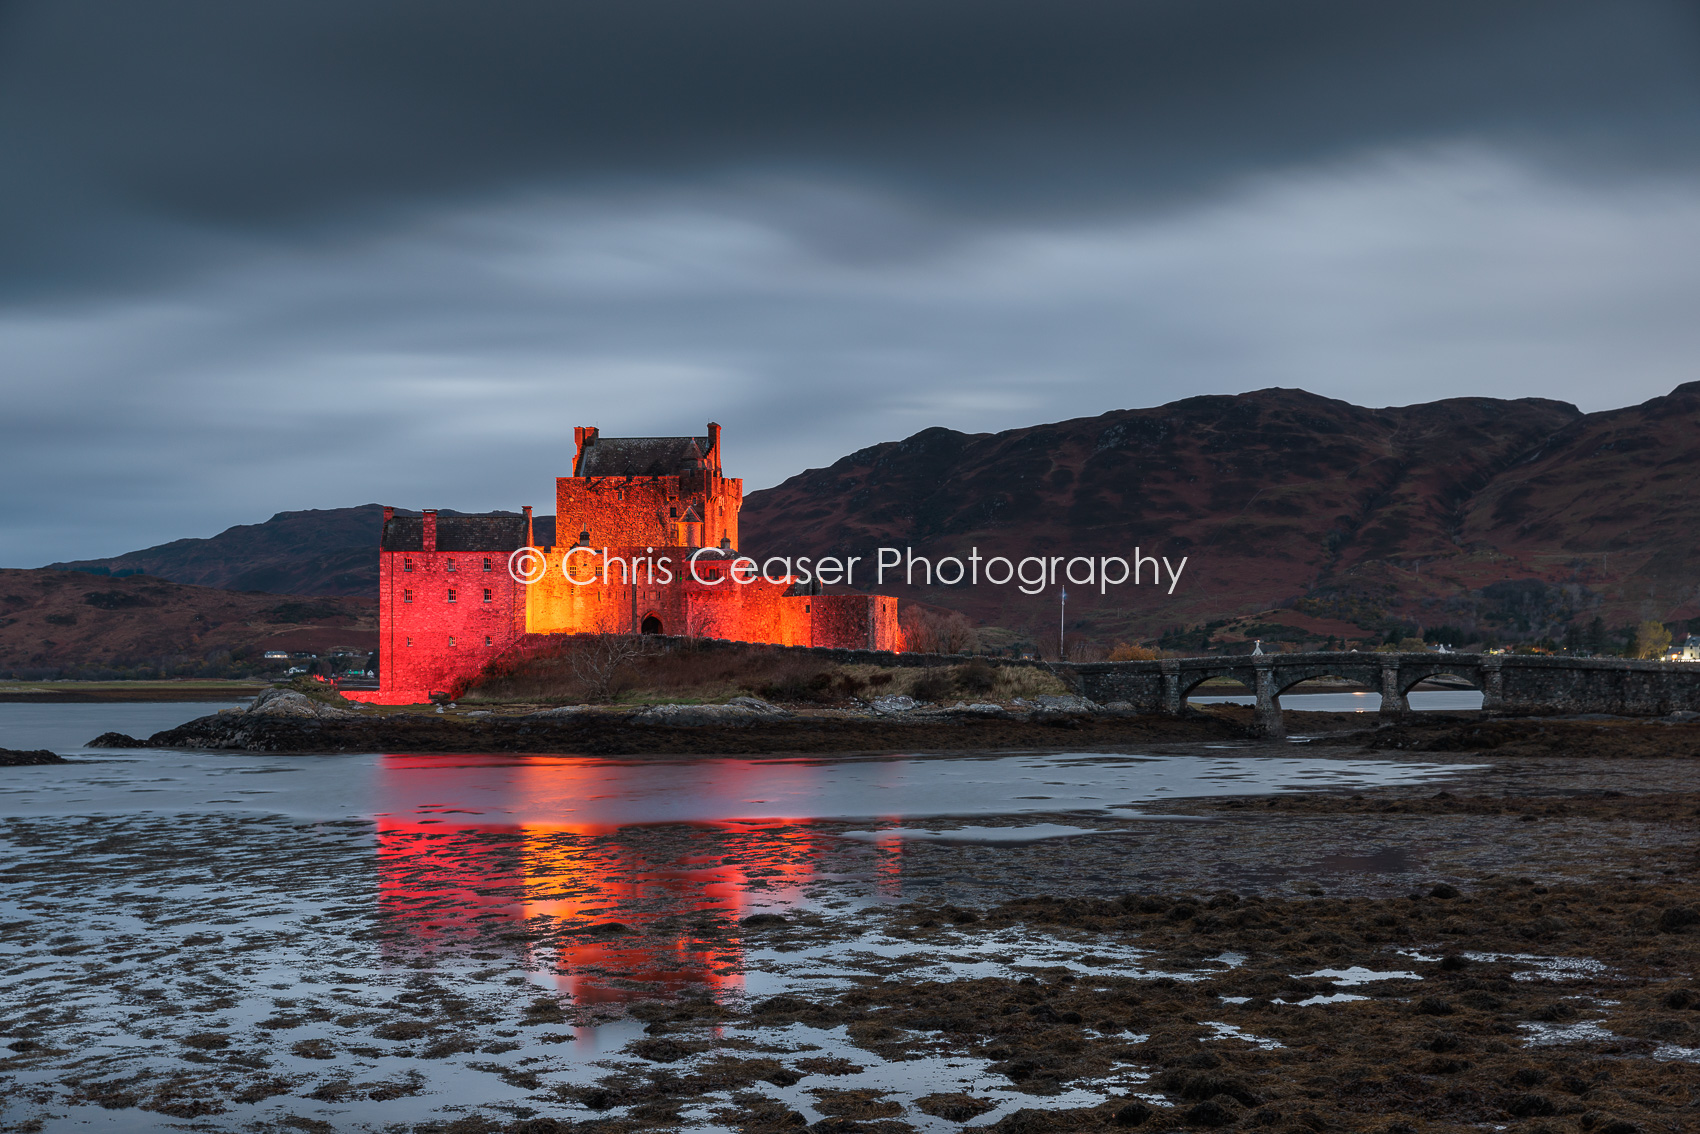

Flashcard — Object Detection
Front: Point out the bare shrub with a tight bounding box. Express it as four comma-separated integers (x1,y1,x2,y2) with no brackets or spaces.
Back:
568,634,657,703
464,633,656,703
900,606,978,655
957,658,997,695
911,669,955,702
757,667,835,704
1108,641,1158,661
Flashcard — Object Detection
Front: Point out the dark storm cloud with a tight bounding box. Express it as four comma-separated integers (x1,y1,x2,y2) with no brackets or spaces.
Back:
4,1,1700,568
3,0,1697,299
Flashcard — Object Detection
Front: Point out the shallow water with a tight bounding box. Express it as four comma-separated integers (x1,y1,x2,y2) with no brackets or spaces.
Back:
0,700,248,751
3,747,1471,824
1189,690,1483,711
0,701,1485,1132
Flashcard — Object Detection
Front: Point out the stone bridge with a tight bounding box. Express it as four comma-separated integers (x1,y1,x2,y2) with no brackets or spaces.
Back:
1066,651,1700,737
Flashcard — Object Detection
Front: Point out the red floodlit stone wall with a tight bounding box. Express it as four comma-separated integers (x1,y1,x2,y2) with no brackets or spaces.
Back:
555,473,742,551
374,546,526,703
525,546,797,641
805,594,904,651
514,555,903,651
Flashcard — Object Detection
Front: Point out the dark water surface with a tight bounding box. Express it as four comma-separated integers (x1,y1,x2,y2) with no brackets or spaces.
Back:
0,699,248,751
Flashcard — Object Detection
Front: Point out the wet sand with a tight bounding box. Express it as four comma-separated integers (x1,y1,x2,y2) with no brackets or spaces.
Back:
1,722,1697,1132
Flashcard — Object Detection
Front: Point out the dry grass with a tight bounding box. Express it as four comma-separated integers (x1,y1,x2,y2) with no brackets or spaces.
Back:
461,639,1068,707
835,662,1067,702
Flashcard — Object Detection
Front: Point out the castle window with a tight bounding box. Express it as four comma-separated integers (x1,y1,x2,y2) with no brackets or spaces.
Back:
670,506,678,518
447,588,457,603
403,589,413,603
403,558,413,572
483,557,492,571
448,636,456,647
616,489,624,501
483,588,492,603
406,636,412,646
484,635,492,647
446,559,456,572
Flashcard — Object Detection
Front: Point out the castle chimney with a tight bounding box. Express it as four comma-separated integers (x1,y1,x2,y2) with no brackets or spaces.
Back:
572,426,599,476
423,509,437,553
523,505,533,548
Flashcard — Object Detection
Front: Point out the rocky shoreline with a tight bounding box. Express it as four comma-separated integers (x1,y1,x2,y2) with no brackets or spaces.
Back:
85,689,1261,754
79,685,1700,757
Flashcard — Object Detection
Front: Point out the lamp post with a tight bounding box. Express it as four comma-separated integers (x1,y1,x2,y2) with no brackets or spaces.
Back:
1059,587,1067,660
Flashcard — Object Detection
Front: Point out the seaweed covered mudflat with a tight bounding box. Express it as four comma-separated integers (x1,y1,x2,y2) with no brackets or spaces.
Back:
2,727,1698,1132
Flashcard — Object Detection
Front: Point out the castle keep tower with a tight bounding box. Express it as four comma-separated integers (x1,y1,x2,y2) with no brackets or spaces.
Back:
558,423,740,551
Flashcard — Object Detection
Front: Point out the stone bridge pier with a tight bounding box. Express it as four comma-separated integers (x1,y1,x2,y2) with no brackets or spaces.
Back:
1065,651,1700,738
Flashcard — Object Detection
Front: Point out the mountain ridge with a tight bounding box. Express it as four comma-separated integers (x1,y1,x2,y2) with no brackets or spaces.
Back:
39,385,1700,652
738,386,1690,648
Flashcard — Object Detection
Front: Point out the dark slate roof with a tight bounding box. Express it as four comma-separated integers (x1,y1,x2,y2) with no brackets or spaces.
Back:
577,435,708,477
382,513,531,553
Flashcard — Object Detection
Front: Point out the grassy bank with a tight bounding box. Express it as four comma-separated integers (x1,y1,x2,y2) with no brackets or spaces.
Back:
461,637,1071,708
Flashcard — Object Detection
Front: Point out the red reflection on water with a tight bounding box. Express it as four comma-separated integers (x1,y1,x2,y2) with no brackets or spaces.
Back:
372,754,904,1004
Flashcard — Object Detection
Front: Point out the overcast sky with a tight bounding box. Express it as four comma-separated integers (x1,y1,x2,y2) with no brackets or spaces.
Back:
4,0,1700,565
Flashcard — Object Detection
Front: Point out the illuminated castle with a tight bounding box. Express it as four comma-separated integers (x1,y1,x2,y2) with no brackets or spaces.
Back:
362,423,902,704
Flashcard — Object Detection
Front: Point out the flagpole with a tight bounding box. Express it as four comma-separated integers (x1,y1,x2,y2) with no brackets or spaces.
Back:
1059,587,1067,660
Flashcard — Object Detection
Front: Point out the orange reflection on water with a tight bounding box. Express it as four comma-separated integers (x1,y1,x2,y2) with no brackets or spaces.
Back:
372,754,904,1004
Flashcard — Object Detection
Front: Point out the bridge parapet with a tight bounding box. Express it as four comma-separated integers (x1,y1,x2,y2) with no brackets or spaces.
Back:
1066,651,1700,737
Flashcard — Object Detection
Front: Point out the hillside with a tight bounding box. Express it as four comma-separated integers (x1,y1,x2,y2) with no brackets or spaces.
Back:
48,507,558,598
0,569,376,678
739,386,1700,651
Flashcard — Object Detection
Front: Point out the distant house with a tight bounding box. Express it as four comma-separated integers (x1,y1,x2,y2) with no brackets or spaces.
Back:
1673,635,1700,663
262,651,290,660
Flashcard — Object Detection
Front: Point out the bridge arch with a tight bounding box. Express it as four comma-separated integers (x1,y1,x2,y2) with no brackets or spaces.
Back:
1177,668,1255,703
1271,664,1383,699
1394,662,1485,696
